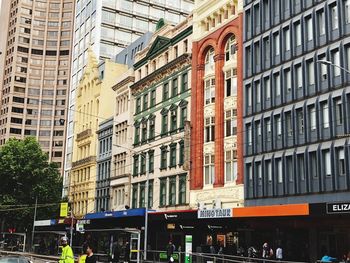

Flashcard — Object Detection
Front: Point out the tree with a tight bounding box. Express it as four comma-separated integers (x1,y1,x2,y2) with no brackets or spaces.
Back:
0,137,62,232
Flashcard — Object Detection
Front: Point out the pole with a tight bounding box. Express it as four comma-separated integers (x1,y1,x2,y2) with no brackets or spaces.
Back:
70,199,74,247
143,154,149,261
31,197,38,252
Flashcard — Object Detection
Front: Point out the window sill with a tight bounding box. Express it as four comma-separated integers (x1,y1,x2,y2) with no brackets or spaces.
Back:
160,167,167,171
169,165,177,169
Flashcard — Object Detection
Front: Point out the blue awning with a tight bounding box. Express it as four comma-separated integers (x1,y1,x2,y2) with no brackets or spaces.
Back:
84,208,146,220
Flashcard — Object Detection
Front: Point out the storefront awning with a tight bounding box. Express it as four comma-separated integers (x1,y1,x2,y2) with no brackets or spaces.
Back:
84,208,146,220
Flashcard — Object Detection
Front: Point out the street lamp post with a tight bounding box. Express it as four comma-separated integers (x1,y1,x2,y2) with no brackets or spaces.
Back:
316,59,350,74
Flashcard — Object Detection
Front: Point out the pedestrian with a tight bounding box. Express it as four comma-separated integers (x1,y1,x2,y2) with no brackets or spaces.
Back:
166,240,176,263
276,246,283,261
262,243,273,259
124,242,130,263
112,241,120,263
59,237,74,263
85,243,97,263
78,244,88,263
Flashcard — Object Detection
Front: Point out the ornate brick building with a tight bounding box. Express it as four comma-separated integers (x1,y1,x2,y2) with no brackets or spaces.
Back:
190,0,244,208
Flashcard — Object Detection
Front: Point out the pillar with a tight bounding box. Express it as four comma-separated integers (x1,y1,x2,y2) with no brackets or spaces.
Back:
214,53,225,187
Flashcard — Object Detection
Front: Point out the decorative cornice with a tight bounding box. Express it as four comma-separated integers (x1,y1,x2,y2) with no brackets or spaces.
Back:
76,129,92,141
130,53,191,94
72,156,96,169
112,76,135,91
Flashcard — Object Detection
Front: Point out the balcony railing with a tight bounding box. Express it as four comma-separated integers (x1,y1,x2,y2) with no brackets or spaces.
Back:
76,129,92,141
72,156,96,168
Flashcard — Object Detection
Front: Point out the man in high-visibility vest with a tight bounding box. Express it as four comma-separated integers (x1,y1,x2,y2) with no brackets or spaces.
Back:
59,236,74,263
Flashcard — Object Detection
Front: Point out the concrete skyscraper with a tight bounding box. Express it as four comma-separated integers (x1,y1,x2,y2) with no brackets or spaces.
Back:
63,0,194,196
0,0,75,171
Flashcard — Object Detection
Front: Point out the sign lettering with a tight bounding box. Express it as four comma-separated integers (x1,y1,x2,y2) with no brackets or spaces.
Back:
198,208,233,219
327,202,350,214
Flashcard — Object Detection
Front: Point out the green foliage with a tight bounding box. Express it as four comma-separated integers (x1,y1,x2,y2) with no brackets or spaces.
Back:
0,137,62,231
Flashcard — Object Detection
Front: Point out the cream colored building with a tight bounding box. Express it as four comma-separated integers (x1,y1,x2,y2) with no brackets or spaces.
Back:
110,69,135,211
69,50,127,217
130,17,192,211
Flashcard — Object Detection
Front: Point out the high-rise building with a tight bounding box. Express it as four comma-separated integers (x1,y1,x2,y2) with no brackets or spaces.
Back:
190,0,244,209
243,0,350,260
64,0,194,197
0,0,75,172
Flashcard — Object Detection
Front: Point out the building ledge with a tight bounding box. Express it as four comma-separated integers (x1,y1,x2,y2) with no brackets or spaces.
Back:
72,156,96,168
76,129,92,141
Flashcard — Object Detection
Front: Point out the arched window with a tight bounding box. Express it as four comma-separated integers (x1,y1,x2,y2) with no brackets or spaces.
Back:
225,35,237,62
204,47,215,74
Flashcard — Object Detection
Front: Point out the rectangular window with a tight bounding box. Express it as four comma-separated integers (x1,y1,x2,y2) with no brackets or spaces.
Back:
140,154,146,174
148,181,153,209
286,112,293,136
169,177,176,205
274,33,280,56
204,155,215,185
134,125,140,144
284,28,290,51
310,106,316,131
160,179,167,206
136,98,141,113
172,78,178,97
179,175,186,204
298,155,305,181
322,103,330,128
277,159,283,183
264,77,271,100
180,106,187,129
332,50,341,77
132,185,138,208
149,118,155,140
256,162,262,186
247,85,252,106
307,61,315,85
148,151,154,173
182,73,188,92
285,69,291,93
205,78,215,105
324,150,331,176
139,183,145,208
170,110,177,132
225,150,237,182
346,0,350,24
266,160,272,183
295,22,302,46
256,81,261,104
306,16,313,41
318,10,325,35
297,110,304,135
310,152,317,178
296,65,302,89
274,73,281,96
133,155,139,176
204,117,215,142
336,148,345,175
276,115,282,137
163,82,169,100
169,144,177,167
335,99,343,125
331,5,339,30
160,147,167,169
247,124,252,146
162,114,168,134
150,90,156,107
143,94,148,110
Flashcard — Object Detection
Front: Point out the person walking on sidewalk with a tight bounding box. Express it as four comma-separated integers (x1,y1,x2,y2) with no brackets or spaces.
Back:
276,246,283,261
59,237,74,263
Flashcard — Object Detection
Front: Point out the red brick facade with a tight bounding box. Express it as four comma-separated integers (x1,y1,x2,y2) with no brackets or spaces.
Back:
190,14,244,190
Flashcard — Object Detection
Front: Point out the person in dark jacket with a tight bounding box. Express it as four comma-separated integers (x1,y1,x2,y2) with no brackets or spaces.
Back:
166,240,176,263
